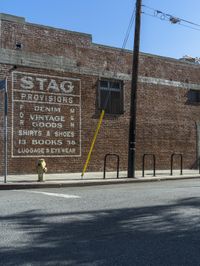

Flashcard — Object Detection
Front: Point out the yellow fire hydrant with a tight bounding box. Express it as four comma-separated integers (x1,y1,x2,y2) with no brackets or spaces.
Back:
37,159,47,182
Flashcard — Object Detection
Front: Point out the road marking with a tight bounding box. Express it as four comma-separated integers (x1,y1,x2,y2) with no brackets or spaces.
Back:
20,190,81,199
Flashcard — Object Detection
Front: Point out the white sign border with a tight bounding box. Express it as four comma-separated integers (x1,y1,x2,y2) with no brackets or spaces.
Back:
11,71,82,158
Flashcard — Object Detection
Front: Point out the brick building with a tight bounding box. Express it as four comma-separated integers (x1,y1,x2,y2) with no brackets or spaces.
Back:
0,13,200,175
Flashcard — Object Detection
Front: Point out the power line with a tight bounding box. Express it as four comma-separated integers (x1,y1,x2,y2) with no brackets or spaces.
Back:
122,6,136,49
178,22,200,32
112,4,136,77
142,4,200,32
143,4,200,27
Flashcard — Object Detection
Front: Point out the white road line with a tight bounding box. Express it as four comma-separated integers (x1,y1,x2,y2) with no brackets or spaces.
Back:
20,190,81,199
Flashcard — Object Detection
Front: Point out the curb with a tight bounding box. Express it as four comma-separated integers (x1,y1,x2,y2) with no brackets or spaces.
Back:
0,175,199,190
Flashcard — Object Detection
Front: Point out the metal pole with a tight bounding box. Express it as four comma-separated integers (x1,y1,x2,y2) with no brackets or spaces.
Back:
81,109,105,177
199,157,200,174
128,0,142,178
4,78,8,183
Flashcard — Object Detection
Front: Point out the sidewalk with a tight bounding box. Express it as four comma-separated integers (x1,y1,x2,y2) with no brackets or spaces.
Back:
0,169,200,190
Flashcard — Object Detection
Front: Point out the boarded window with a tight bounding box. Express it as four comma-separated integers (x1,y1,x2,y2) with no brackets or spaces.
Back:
98,80,123,114
188,90,200,103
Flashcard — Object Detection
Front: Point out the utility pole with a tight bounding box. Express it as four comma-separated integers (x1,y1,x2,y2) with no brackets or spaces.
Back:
128,0,142,178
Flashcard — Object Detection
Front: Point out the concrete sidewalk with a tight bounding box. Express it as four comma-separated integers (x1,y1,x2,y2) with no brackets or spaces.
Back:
0,169,200,190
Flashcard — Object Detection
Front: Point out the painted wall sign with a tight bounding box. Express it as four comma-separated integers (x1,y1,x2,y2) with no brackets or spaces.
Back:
12,72,81,157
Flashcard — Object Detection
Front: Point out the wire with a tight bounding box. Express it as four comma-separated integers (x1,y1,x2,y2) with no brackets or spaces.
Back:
142,11,168,22
122,6,136,50
142,4,200,32
99,3,136,114
143,4,200,27
112,4,136,77
179,22,200,32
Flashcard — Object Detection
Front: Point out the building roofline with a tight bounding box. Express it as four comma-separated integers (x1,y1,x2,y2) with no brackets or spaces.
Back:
140,51,200,67
1,13,199,68
0,13,25,23
0,13,92,40
93,42,200,67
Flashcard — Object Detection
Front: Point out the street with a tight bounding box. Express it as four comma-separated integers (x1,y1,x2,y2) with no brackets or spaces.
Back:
1,179,200,265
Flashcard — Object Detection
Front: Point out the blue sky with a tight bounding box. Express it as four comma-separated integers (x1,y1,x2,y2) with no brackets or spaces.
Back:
1,0,200,59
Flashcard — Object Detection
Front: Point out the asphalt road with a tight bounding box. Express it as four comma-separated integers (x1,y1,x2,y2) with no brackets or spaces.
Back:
1,179,200,266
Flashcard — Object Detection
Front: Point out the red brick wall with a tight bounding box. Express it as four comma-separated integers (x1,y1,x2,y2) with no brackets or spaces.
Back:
137,55,200,170
0,17,200,174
